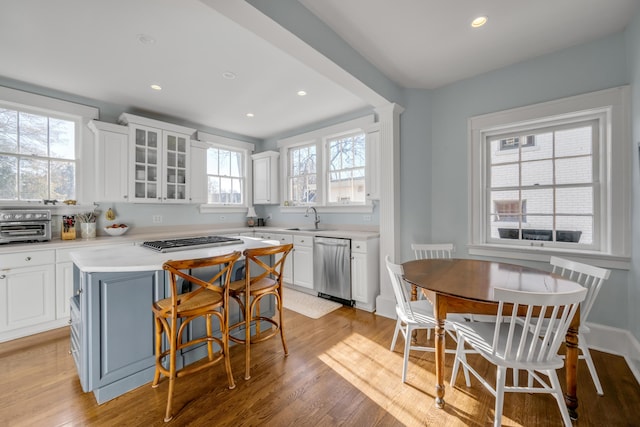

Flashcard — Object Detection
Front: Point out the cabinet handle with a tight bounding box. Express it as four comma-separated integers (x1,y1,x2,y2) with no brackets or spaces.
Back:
25,256,31,261
0,275,5,279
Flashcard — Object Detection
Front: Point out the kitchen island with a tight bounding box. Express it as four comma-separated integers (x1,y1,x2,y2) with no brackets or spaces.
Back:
70,236,278,404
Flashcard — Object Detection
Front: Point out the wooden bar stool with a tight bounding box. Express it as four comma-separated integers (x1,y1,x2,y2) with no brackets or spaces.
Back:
229,243,294,380
151,251,241,422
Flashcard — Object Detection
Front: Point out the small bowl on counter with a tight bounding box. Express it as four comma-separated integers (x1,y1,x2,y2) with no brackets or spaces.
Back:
104,225,129,236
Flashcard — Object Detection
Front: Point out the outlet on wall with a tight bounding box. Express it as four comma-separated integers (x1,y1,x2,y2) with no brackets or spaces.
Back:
219,215,226,221
152,215,163,224
267,214,272,220
363,215,372,222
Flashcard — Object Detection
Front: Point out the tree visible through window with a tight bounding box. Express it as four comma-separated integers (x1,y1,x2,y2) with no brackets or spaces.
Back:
288,144,316,204
206,147,244,204
327,132,365,204
0,108,76,201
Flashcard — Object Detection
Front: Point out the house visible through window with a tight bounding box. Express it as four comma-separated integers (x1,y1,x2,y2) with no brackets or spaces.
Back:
0,107,76,201
206,147,244,204
489,121,596,246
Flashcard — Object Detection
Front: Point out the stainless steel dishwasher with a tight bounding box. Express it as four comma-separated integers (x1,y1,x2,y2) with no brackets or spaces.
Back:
313,236,353,306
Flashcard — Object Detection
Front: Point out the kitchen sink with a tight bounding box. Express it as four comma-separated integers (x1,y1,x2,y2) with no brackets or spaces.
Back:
285,227,330,232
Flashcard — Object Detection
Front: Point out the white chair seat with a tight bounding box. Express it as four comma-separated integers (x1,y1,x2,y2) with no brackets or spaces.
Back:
450,286,587,427
386,256,469,384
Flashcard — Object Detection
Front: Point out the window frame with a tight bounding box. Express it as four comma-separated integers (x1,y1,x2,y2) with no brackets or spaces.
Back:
468,86,631,269
278,115,375,213
324,130,367,205
196,131,254,213
0,86,98,208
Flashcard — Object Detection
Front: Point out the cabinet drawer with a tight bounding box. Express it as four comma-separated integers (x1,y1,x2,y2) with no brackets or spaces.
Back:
352,240,368,254
293,235,312,247
0,249,55,268
268,234,293,245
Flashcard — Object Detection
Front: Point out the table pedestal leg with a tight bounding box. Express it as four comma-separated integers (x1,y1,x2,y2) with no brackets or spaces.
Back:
434,297,446,408
565,323,579,420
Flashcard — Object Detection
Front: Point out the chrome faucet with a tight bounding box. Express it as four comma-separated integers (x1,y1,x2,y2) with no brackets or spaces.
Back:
305,206,320,229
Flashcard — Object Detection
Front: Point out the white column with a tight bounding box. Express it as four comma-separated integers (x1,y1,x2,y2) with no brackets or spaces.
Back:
375,103,404,319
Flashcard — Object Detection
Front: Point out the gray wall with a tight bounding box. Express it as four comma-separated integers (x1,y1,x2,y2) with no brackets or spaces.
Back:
627,9,640,341
423,31,632,332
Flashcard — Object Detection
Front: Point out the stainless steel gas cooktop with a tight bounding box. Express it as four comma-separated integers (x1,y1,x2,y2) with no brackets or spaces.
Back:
141,235,243,253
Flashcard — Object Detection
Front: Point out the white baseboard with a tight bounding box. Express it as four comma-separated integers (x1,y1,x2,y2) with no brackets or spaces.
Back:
583,322,640,386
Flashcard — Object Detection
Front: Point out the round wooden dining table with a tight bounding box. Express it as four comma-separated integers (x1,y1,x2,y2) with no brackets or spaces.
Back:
402,258,585,420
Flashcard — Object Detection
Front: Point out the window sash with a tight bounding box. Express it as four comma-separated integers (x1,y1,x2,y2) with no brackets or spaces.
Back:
484,120,599,250
287,143,317,205
0,106,76,201
206,146,245,205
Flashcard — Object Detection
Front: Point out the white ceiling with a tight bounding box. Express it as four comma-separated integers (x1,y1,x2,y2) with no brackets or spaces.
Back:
0,0,637,140
300,0,640,89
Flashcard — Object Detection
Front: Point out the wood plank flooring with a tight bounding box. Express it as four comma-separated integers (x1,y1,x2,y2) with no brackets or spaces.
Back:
1,307,639,426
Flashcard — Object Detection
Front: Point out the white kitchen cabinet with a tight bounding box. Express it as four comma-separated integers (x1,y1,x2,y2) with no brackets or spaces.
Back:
252,151,279,205
351,239,379,312
365,127,380,200
189,140,208,204
119,113,195,204
88,120,129,202
0,250,56,336
292,235,313,289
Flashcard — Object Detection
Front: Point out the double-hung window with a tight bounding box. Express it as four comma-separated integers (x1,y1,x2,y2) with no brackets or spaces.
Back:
288,143,316,204
0,106,77,201
280,115,374,209
197,131,253,211
206,146,245,205
327,131,366,204
488,120,597,249
469,86,630,264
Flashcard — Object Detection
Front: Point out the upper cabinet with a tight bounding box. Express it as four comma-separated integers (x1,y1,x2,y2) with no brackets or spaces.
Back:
252,151,279,205
189,140,208,204
88,120,130,202
119,114,195,204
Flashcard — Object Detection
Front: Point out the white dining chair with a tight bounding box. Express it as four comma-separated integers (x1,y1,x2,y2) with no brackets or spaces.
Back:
411,243,454,260
548,256,611,395
385,255,469,383
450,286,588,427
410,243,454,329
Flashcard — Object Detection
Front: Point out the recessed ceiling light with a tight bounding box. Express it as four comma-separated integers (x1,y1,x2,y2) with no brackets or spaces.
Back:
137,33,156,44
222,71,236,80
150,84,162,91
246,113,254,118
297,90,307,96
471,16,488,28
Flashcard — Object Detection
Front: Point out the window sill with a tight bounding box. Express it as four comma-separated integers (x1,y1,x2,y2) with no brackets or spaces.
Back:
279,204,374,214
468,243,630,270
198,205,248,214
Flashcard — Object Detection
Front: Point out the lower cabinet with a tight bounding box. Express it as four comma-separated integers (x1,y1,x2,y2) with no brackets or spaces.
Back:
0,263,56,333
76,268,164,403
351,239,379,312
292,235,313,289
0,250,57,340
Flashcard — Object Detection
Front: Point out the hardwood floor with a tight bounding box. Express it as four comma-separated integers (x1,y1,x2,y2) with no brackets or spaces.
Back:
1,307,639,426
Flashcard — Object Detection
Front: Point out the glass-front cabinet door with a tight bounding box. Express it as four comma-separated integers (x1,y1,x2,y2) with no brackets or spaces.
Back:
163,131,189,203
131,125,161,202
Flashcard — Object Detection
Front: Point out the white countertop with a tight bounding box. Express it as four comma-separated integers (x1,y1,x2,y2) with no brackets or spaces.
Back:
0,225,379,256
69,236,277,273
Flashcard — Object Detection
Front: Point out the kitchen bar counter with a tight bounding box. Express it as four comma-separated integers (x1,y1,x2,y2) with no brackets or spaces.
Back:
70,236,273,273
